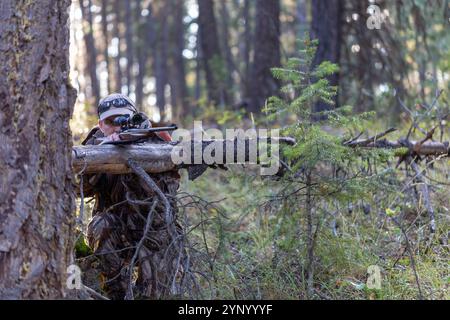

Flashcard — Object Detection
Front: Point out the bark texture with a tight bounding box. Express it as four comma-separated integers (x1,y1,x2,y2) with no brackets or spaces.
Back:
0,0,77,299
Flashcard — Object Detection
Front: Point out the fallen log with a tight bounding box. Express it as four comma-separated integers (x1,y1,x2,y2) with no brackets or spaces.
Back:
349,139,449,156
73,143,177,175
72,138,449,175
72,137,293,175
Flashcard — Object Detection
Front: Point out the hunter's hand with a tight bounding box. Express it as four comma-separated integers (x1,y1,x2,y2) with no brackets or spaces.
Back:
106,132,121,142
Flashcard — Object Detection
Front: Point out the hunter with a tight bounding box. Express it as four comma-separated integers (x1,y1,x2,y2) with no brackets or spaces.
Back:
78,93,185,300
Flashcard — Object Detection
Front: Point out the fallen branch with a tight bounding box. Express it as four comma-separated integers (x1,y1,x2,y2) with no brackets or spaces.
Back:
407,156,436,234
72,138,448,175
82,284,110,300
72,143,176,175
344,127,397,146
390,217,424,299
124,198,158,300
72,138,294,175
350,139,449,156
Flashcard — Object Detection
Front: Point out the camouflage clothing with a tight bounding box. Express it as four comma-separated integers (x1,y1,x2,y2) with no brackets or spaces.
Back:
79,117,185,299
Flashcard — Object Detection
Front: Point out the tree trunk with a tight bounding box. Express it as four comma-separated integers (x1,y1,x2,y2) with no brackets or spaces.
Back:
0,0,76,298
124,0,134,96
296,0,308,39
219,1,235,102
197,0,229,107
135,0,147,110
241,0,252,98
311,0,342,113
79,0,100,107
169,0,189,121
137,1,158,112
195,30,202,103
248,0,280,113
101,0,111,93
154,2,169,118
113,0,123,93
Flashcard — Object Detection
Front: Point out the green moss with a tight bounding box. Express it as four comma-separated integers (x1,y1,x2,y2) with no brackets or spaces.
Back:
75,233,93,258
394,147,410,157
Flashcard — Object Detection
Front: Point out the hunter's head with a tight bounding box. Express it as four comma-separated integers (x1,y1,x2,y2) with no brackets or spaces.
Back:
97,93,137,136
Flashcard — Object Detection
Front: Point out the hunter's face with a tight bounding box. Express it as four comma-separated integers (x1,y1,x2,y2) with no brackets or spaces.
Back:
98,115,121,136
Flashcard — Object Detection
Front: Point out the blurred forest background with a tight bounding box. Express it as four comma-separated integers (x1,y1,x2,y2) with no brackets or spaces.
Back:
70,0,449,137
71,0,449,299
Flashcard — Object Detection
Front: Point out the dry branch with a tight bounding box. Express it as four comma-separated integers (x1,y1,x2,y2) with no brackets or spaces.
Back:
349,139,449,156
407,156,437,233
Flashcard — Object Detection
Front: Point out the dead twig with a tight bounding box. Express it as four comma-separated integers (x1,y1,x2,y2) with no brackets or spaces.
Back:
82,284,110,300
124,199,158,300
345,128,397,147
126,159,184,297
127,159,178,241
407,156,436,234
390,217,424,299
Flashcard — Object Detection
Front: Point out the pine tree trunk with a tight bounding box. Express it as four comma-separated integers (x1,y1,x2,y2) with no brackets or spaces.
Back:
242,0,252,98
197,0,228,107
248,0,280,113
311,0,342,113
169,0,189,121
137,1,158,111
153,1,169,118
124,0,134,96
79,0,100,107
135,0,146,110
195,30,202,102
296,0,308,39
113,0,123,93
0,0,77,299
219,1,234,101
101,0,111,93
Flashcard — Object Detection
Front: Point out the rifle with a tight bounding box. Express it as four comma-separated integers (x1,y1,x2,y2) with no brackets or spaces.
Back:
97,126,178,145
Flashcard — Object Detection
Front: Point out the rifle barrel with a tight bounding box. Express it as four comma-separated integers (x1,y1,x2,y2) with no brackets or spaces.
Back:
123,126,178,134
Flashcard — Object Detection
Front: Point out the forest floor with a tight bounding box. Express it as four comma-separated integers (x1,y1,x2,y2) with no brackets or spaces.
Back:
181,165,449,300
74,120,449,300
178,117,449,300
